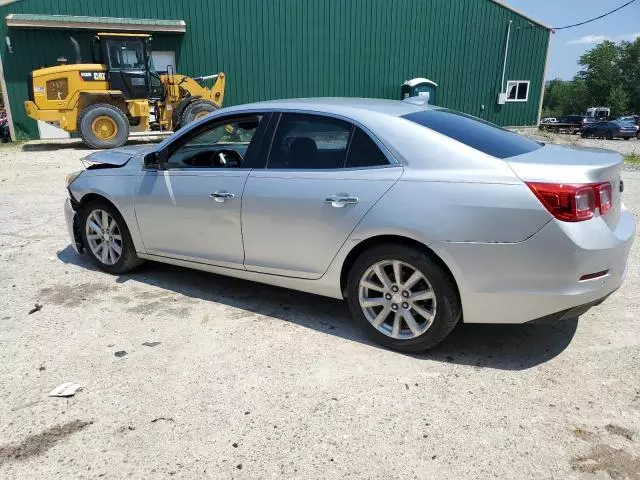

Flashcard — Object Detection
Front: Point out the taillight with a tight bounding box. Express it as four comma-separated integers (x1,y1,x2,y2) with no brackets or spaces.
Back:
595,182,612,214
526,182,612,222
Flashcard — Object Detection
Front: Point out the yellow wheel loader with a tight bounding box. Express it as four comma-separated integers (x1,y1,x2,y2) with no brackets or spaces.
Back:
24,33,225,148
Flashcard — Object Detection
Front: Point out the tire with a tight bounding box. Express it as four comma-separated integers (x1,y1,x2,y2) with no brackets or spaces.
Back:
606,131,613,140
79,103,130,149
346,244,461,352
79,199,143,274
581,132,587,138
624,137,630,141
179,99,218,127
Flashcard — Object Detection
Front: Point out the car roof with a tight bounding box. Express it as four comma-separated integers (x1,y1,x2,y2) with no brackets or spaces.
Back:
221,97,436,117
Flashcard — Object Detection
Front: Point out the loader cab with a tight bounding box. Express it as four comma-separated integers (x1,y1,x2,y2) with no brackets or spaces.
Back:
93,33,163,100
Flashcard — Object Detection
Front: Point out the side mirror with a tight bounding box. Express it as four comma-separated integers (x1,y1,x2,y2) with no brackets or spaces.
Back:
144,149,167,169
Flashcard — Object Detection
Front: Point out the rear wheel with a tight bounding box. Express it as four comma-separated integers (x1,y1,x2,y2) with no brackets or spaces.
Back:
346,245,461,352
606,131,614,140
79,103,129,149
79,199,143,274
179,100,218,127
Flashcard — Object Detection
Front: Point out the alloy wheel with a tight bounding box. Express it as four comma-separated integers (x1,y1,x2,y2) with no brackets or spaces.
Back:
85,209,123,265
358,260,437,340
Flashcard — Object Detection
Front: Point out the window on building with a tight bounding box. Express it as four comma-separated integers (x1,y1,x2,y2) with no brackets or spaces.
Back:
506,81,529,102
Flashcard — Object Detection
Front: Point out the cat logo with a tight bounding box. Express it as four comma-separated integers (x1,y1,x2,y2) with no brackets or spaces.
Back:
80,71,106,81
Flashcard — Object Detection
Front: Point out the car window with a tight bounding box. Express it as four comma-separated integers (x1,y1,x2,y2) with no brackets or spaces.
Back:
402,109,542,159
166,115,263,169
267,113,352,169
345,127,390,168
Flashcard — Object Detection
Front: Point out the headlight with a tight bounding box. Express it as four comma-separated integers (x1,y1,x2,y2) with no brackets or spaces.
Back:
65,170,83,187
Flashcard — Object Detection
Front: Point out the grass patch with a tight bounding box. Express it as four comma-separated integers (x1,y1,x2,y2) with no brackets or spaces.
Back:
624,153,640,164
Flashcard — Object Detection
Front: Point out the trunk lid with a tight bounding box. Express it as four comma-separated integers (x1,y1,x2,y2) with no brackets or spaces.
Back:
505,144,623,228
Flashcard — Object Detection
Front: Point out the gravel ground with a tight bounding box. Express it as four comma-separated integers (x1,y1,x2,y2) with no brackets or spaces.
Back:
1,140,639,479
513,127,640,155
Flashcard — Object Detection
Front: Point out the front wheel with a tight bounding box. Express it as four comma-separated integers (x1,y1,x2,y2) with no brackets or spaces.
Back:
346,245,461,352
179,100,218,128
79,200,143,274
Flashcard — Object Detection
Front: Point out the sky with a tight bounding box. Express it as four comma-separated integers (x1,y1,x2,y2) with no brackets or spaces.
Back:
504,0,640,80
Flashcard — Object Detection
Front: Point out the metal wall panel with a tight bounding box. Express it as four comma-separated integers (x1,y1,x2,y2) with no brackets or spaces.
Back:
0,0,550,138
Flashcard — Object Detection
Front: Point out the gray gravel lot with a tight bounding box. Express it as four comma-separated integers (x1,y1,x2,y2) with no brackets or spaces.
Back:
1,140,639,479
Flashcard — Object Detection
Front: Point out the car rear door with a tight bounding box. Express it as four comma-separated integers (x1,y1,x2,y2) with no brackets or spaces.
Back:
241,112,403,279
134,113,269,268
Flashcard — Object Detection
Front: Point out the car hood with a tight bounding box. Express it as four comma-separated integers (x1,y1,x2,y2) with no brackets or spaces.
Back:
83,144,156,167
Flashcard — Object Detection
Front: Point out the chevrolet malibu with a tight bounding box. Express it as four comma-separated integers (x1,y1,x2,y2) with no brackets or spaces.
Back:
64,98,635,352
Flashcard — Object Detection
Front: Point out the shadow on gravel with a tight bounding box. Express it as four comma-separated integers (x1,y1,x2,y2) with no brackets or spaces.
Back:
57,245,578,371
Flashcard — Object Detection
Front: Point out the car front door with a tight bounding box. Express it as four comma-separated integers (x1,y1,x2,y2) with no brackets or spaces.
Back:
135,113,269,267
241,112,403,279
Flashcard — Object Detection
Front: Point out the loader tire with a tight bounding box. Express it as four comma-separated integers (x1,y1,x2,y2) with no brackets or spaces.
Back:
179,100,218,127
79,103,129,149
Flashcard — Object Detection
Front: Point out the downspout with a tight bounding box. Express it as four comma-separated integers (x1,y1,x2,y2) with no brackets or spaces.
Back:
500,20,512,93
537,29,552,125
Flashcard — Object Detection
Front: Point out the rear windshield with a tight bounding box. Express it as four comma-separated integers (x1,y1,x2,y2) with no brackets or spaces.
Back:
402,109,542,159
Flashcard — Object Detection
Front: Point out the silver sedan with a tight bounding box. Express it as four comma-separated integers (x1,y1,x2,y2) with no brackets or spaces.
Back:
64,98,635,351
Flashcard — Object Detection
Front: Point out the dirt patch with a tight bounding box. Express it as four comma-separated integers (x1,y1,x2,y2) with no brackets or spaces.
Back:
572,426,597,442
39,282,115,307
126,300,191,317
571,444,640,480
606,424,636,441
0,420,92,464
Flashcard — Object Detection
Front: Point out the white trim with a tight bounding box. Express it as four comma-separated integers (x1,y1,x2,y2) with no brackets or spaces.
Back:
5,14,186,33
489,0,552,30
505,80,530,102
0,52,15,141
537,30,553,124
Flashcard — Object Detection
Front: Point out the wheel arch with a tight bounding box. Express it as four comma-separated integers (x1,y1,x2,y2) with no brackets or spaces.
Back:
338,234,461,306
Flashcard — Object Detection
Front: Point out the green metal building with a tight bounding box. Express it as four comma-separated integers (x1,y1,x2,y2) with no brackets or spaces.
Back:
0,0,551,140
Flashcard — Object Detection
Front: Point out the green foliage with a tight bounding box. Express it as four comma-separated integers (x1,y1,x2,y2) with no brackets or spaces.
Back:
543,38,640,117
624,153,640,164
606,85,630,116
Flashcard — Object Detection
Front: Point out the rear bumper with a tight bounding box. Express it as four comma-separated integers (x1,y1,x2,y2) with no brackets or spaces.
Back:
617,132,636,138
434,208,635,324
525,294,611,324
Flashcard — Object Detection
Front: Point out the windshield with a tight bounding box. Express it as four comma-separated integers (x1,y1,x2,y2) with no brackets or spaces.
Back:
402,109,542,159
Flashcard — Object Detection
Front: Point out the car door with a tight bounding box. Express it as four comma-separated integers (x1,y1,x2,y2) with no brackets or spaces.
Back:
241,112,403,279
134,113,269,267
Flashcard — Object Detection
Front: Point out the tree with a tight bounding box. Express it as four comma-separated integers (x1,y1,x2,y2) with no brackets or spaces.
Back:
606,84,630,116
577,41,623,106
542,37,640,118
618,38,640,112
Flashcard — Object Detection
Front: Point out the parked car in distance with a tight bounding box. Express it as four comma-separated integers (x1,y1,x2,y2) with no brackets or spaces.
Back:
581,120,638,140
63,98,635,352
541,117,557,124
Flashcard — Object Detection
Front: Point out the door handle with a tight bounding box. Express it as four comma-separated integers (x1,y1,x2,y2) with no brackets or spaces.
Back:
210,191,235,203
325,195,359,208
